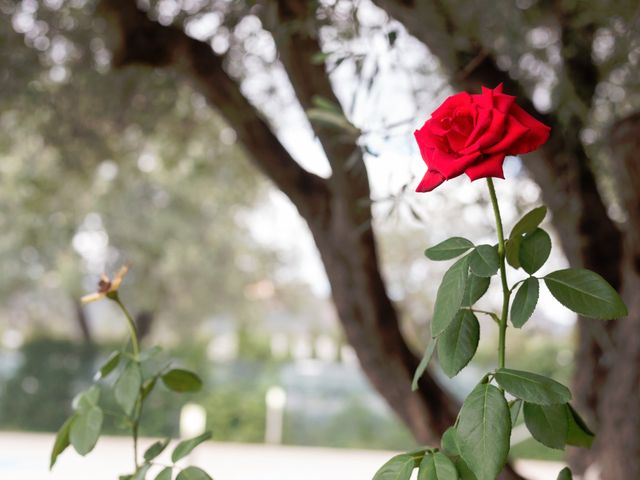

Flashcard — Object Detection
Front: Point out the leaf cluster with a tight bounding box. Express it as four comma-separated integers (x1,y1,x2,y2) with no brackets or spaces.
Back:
403,206,625,479
50,345,213,480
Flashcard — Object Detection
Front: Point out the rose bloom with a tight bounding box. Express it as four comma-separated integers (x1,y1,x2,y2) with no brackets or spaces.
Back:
414,84,550,192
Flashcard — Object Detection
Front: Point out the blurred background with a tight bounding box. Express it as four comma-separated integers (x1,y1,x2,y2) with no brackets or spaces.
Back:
1,1,639,479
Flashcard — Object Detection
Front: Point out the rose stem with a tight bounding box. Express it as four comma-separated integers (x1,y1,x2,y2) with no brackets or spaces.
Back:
112,293,140,358
486,178,510,371
111,293,141,468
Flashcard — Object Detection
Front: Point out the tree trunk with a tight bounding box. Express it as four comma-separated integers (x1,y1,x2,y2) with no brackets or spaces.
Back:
135,310,155,342
98,0,461,447
594,114,640,479
72,298,93,344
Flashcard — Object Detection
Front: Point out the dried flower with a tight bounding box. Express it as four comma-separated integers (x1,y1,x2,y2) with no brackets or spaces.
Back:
81,264,129,303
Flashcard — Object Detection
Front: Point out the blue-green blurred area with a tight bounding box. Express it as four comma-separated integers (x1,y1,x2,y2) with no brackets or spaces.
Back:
0,336,415,451
0,332,572,458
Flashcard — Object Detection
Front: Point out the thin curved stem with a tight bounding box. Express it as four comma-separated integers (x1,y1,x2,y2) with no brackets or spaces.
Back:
486,178,510,370
463,307,501,325
112,294,140,358
509,278,528,294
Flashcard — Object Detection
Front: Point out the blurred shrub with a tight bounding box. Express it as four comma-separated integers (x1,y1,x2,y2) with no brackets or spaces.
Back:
283,396,415,450
201,387,267,443
0,337,96,431
1,335,564,455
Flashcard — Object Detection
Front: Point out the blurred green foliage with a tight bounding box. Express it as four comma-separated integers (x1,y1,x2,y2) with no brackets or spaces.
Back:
0,337,417,451
0,1,291,342
0,337,95,431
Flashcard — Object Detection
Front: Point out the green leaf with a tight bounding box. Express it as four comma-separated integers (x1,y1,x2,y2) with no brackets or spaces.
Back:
518,228,551,274
154,468,173,480
494,368,571,405
457,383,511,480
70,405,103,455
441,427,459,456
469,244,499,277
454,459,477,480
161,369,203,393
141,377,158,401
176,466,213,480
544,269,628,319
418,451,458,480
509,399,523,426
557,467,573,480
140,346,165,380
437,310,479,378
97,351,121,380
505,236,522,269
133,464,152,480
511,278,539,328
306,108,360,136
565,404,594,448
372,452,424,480
73,385,101,412
310,51,332,64
412,338,437,391
143,438,170,462
425,237,474,261
115,360,142,415
510,206,547,238
311,95,341,113
139,346,163,361
387,30,398,47
172,431,212,463
50,415,75,469
432,256,470,337
461,274,490,307
523,402,567,450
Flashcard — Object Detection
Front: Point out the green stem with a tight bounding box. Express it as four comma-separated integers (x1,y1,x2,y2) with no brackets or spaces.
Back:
112,294,140,358
486,178,510,370
132,415,140,469
110,293,141,468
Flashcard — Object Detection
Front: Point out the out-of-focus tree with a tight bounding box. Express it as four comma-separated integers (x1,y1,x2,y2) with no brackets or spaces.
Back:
0,1,282,343
3,0,640,478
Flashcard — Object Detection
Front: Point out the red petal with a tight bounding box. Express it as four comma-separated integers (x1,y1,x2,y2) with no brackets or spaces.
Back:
431,92,473,120
493,91,516,113
415,123,449,157
465,154,506,181
416,170,446,192
463,104,492,149
508,104,551,153
429,149,480,179
446,129,468,152
484,114,529,155
462,108,507,153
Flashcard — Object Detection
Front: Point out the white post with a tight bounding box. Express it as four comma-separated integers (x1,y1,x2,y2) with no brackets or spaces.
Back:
180,403,207,439
265,386,287,445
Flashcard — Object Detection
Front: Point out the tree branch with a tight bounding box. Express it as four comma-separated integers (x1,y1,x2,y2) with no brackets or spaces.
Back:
99,0,329,219
265,0,368,190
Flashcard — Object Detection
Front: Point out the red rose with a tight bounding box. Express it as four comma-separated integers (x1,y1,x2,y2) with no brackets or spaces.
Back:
414,84,550,192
